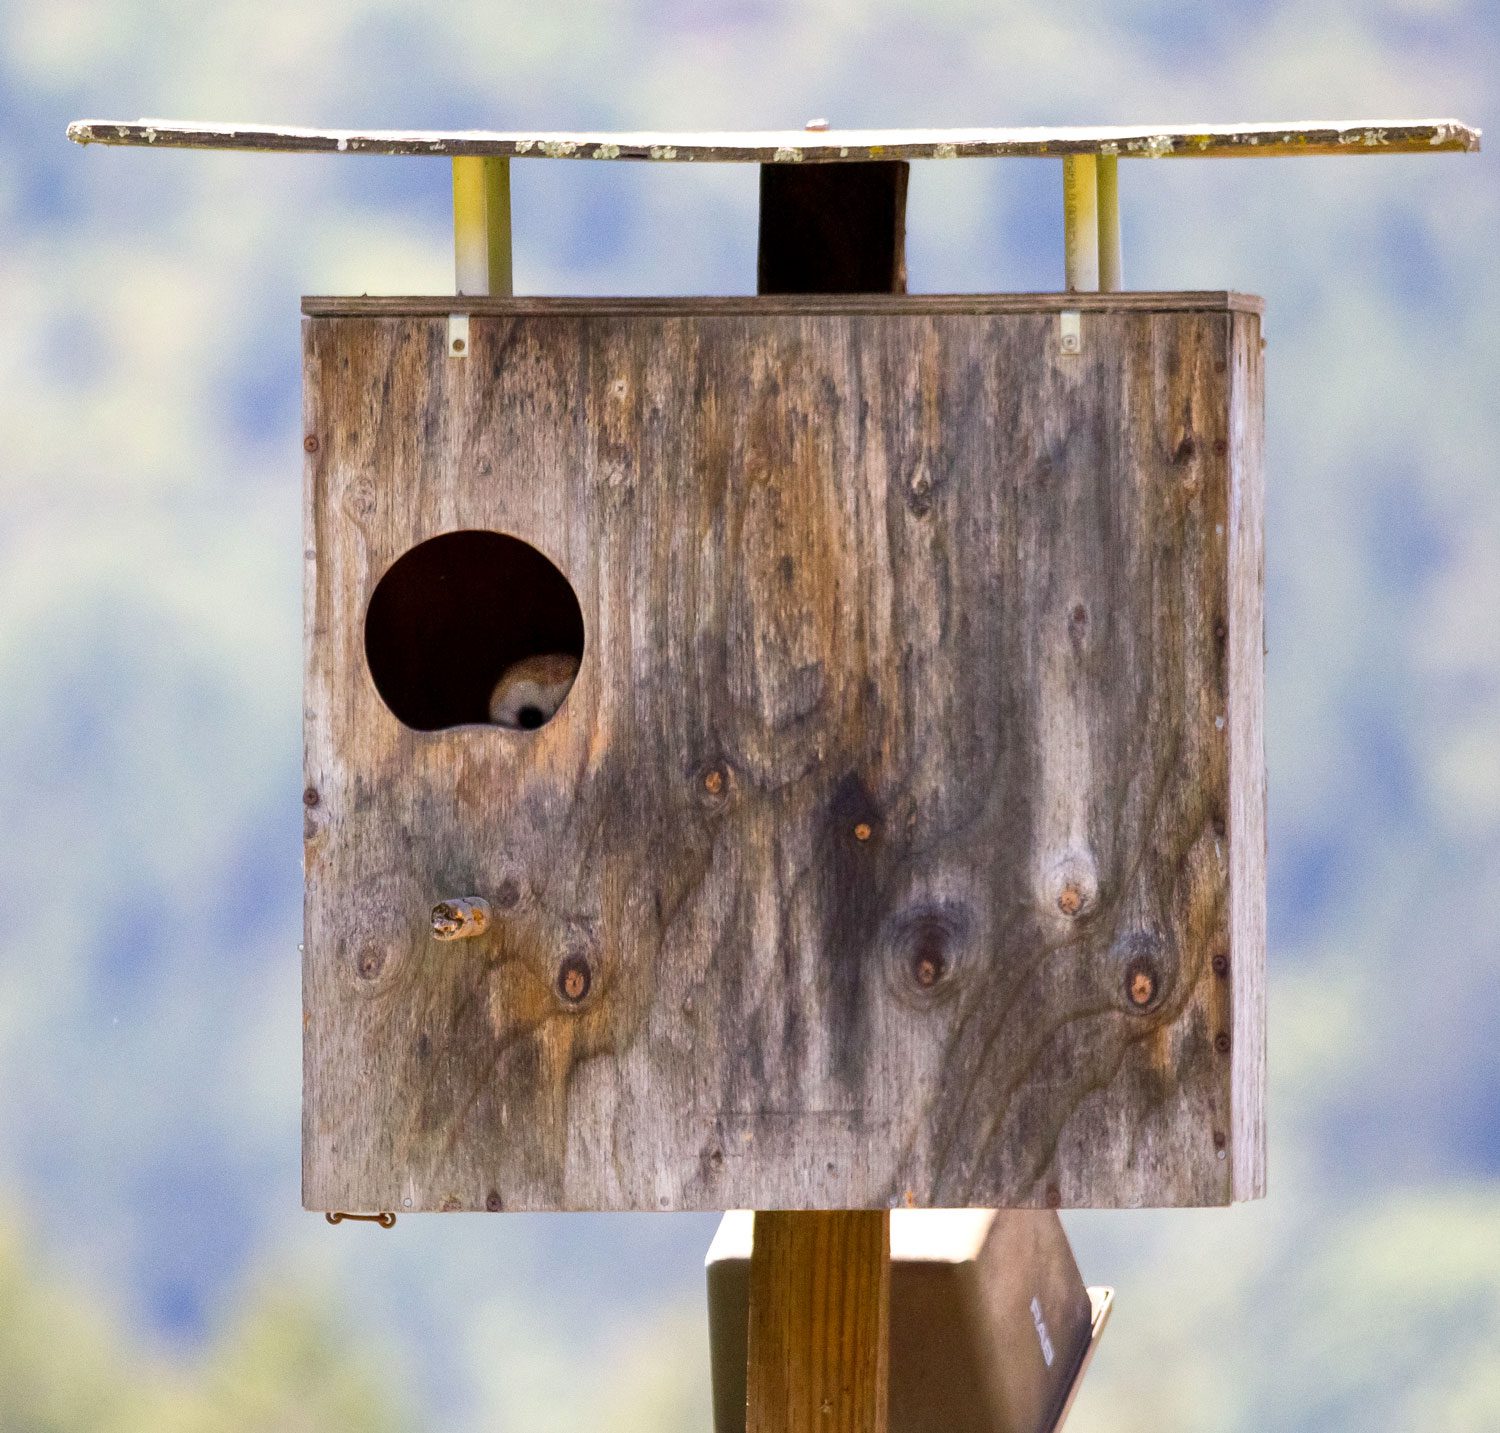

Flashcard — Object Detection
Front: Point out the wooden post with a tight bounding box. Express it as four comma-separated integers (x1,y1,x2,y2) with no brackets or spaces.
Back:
744,172,900,1433
757,161,909,294
452,155,512,297
746,1211,891,1433
1096,154,1122,292
1062,154,1099,292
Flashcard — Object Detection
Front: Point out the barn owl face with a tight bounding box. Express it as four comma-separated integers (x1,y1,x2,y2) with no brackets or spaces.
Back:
488,652,580,729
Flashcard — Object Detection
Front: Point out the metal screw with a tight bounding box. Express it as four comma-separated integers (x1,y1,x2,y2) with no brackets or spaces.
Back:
452,337,466,354
303,434,319,453
853,822,873,843
1214,1031,1232,1054
303,786,320,807
1211,953,1229,978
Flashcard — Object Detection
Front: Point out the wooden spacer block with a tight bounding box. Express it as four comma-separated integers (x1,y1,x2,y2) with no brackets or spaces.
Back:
452,155,512,298
1062,155,1099,292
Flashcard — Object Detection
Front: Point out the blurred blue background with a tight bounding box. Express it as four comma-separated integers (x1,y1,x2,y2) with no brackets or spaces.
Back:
1,1,1497,1427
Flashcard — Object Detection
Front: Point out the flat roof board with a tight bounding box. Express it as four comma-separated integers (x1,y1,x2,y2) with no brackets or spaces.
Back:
67,118,1480,161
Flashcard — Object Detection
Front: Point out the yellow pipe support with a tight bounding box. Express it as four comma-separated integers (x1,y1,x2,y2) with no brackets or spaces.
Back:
1097,154,1122,292
1062,155,1099,293
452,155,513,297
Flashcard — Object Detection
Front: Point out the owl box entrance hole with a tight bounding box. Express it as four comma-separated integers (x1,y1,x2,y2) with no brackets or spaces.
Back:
364,531,584,732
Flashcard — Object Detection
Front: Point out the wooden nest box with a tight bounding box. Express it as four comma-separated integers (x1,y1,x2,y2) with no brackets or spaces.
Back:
70,117,1480,1220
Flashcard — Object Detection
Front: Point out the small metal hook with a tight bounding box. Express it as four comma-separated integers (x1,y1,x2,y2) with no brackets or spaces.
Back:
325,1211,396,1228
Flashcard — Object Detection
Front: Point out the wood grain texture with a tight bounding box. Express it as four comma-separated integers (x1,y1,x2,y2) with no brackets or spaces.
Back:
1227,308,1267,1200
301,295,1266,1212
758,161,908,294
70,118,1481,159
746,1211,890,1433
304,293,1265,318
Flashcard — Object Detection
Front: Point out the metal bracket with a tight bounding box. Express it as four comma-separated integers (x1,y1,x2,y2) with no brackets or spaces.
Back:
448,313,470,359
325,1211,396,1228
1059,310,1082,355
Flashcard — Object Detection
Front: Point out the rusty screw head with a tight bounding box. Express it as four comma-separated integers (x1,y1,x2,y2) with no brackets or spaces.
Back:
1211,953,1229,978
853,822,873,843
303,786,320,808
303,434,319,453
1124,955,1158,1009
558,954,592,1005
451,337,466,354
1214,1031,1232,1054
913,952,944,989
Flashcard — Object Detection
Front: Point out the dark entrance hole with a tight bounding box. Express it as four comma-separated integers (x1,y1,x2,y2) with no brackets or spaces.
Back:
364,531,584,732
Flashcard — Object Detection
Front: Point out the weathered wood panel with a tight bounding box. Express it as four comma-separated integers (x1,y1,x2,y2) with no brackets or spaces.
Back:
72,117,1480,159
746,1211,890,1433
302,294,1265,1211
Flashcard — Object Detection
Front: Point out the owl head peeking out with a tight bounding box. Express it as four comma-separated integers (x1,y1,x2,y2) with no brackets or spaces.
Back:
488,652,581,730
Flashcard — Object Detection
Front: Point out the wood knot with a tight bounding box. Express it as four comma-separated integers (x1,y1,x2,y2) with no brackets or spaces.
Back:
906,469,935,516
431,898,491,941
354,944,386,980
557,953,593,1006
1045,853,1098,920
887,905,969,1002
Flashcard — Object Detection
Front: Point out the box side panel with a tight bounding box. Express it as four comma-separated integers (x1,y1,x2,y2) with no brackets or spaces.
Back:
1228,310,1268,1200
302,306,1248,1211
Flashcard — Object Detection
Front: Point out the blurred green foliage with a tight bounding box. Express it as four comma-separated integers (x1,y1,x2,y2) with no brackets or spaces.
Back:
0,1221,413,1432
0,0,1496,1427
